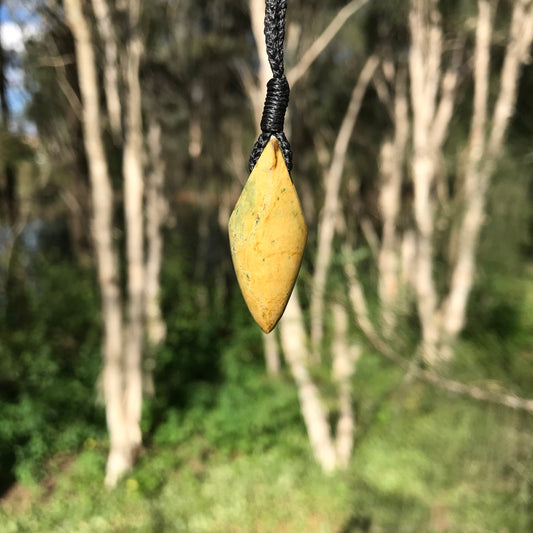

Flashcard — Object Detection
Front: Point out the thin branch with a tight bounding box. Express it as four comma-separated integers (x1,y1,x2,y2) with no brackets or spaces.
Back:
343,256,533,414
487,0,533,157
469,0,492,167
287,0,369,86
46,37,82,119
360,216,380,261
310,54,379,354
372,65,394,119
431,39,464,149
38,54,75,67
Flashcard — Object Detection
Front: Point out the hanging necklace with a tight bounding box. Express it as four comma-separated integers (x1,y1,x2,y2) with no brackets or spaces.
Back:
229,0,307,333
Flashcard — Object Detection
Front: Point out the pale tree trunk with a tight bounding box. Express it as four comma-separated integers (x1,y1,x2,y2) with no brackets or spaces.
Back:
92,0,122,143
377,67,408,335
249,0,270,126
188,115,202,159
188,80,204,159
263,331,281,375
145,116,167,348
64,0,130,487
332,303,360,468
279,293,337,472
408,0,442,363
440,0,533,353
408,0,461,364
400,229,417,288
309,55,378,356
121,0,145,483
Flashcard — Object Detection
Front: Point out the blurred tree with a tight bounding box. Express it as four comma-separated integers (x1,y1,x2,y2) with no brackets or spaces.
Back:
343,0,533,365
64,0,128,487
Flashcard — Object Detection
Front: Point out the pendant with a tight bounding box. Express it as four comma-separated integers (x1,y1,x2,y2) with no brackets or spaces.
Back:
229,137,307,333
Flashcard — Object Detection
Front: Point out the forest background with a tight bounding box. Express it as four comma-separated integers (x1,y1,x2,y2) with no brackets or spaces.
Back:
1,0,533,531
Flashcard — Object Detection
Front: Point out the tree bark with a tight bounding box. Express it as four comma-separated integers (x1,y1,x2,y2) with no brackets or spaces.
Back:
408,0,442,364
248,0,270,126
377,67,408,335
121,0,145,477
279,293,337,472
145,116,167,348
92,0,122,142
332,303,359,468
64,0,130,487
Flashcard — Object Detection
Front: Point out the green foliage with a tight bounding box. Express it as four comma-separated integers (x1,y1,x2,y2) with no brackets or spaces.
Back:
151,280,304,455
1,355,532,532
0,253,104,487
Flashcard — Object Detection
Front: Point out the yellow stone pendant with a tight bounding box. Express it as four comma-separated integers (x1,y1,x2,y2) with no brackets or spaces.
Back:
229,137,307,333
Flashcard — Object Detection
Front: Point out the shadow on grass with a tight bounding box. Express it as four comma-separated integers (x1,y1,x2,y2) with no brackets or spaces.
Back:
338,514,372,533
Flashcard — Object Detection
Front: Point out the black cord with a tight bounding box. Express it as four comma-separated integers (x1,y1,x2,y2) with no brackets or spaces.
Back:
248,0,292,172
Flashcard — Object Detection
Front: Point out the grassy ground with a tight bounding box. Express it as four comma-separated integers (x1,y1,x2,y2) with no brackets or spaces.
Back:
1,357,532,533
1,273,532,532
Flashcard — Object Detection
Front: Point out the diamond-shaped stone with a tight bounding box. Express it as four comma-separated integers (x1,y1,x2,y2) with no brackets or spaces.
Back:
229,137,307,333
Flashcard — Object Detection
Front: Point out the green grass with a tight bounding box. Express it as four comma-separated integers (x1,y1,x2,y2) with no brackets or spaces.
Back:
1,357,532,533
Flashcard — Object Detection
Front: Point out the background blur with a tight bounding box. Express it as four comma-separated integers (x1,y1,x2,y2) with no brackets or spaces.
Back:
1,0,533,531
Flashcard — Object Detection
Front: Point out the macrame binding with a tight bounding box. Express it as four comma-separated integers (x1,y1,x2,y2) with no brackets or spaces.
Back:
248,0,292,172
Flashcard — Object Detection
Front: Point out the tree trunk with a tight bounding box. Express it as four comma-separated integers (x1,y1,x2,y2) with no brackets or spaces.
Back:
121,0,145,475
377,68,408,335
279,293,337,472
64,0,130,487
145,117,167,348
263,330,280,375
92,0,122,143
248,0,270,126
408,0,442,364
332,303,359,468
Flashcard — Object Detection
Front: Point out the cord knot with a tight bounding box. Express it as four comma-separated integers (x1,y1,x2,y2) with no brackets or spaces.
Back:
260,76,290,134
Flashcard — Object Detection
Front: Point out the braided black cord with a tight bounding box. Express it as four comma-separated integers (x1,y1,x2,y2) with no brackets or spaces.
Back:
249,0,292,172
